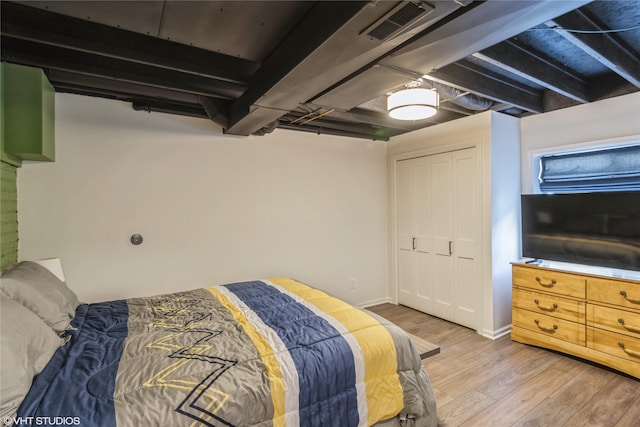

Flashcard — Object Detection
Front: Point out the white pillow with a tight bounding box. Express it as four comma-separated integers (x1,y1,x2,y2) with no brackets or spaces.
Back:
1,261,80,332
34,258,66,282
0,294,63,421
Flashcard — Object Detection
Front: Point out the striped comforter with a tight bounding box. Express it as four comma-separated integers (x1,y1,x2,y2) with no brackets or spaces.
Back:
18,278,437,426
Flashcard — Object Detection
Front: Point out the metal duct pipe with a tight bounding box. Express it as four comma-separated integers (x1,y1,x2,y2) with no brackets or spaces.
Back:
432,82,492,111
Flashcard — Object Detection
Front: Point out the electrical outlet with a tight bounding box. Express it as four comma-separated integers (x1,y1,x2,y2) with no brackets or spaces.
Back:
350,278,357,289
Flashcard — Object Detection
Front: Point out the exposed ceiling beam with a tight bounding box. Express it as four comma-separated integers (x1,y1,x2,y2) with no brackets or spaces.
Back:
226,1,370,136
0,1,259,84
589,73,640,101
46,70,205,105
131,101,208,119
311,0,589,125
541,90,581,113
309,1,480,111
472,40,591,103
334,107,467,130
277,121,391,141
382,0,591,74
282,113,391,137
425,60,543,113
1,36,246,99
309,107,421,132
547,9,640,88
279,112,400,141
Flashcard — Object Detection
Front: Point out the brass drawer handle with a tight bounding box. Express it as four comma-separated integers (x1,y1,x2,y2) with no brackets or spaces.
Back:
535,277,556,287
534,319,558,333
534,299,558,312
620,290,640,304
618,342,640,358
618,318,640,334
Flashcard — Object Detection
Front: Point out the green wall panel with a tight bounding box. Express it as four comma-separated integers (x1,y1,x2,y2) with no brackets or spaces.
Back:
1,160,18,270
2,62,55,162
1,63,22,166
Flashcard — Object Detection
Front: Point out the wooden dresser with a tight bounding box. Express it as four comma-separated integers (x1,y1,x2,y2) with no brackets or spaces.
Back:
511,262,640,379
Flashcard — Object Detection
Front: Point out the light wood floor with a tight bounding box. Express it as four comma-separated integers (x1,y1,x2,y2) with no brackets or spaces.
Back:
368,303,640,427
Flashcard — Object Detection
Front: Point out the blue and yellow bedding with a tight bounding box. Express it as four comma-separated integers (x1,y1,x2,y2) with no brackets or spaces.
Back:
17,278,436,426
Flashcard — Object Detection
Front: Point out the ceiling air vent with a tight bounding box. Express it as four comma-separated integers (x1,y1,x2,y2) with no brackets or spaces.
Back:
365,1,435,41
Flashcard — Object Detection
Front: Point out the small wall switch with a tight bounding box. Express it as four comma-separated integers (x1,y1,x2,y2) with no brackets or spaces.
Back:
350,278,357,289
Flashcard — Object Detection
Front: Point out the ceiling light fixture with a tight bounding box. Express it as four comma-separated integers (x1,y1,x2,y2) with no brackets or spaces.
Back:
387,83,439,120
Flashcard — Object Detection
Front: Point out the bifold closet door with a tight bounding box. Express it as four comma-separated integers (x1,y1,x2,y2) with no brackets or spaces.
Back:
450,148,479,329
397,156,433,313
396,147,478,329
430,152,455,321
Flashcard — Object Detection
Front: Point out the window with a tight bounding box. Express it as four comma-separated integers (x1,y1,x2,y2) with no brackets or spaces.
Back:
538,144,640,193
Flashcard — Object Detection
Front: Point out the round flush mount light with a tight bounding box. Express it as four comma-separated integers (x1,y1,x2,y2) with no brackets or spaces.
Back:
387,87,439,120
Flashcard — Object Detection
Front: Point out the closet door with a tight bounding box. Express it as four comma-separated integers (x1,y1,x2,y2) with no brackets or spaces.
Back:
430,152,455,321
397,159,416,306
396,147,478,329
451,148,478,329
397,157,433,312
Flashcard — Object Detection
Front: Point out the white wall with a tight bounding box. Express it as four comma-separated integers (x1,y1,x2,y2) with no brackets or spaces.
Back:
18,94,389,305
521,92,640,193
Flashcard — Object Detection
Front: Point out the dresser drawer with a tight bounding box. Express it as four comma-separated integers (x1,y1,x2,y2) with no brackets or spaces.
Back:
588,304,640,338
587,278,640,310
513,265,585,298
588,328,640,365
513,307,585,345
513,287,585,323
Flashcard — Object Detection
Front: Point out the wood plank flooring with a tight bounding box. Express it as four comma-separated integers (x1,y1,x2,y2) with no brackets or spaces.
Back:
367,303,640,427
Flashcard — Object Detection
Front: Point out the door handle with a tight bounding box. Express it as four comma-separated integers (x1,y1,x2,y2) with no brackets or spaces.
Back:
449,241,453,255
413,237,417,250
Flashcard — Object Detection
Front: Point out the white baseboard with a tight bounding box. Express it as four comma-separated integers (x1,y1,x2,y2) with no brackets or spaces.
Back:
482,324,512,340
359,297,393,309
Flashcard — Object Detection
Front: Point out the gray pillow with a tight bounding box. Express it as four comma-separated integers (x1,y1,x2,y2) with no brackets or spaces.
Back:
1,261,80,332
0,294,63,422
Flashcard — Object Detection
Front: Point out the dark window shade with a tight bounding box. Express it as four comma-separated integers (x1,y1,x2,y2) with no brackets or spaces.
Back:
539,144,640,193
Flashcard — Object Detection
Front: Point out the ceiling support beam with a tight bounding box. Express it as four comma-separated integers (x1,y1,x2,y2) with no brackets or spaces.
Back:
278,115,397,141
383,0,591,75
131,101,208,119
425,60,543,113
0,1,259,84
472,40,590,103
225,1,369,135
308,108,418,131
1,37,246,99
547,9,640,88
327,107,467,130
277,122,391,141
47,70,205,105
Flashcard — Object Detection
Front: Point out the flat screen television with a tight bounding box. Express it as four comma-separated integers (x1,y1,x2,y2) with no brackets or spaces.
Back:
521,191,640,271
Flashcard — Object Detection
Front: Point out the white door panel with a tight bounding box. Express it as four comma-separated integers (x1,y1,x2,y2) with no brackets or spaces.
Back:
433,238,452,256
455,239,476,259
398,249,415,306
416,252,433,308
414,236,431,253
432,255,454,320
455,257,478,329
452,148,478,326
398,234,414,251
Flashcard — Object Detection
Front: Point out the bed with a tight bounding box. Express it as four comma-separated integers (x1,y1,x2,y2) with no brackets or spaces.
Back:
1,261,437,427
